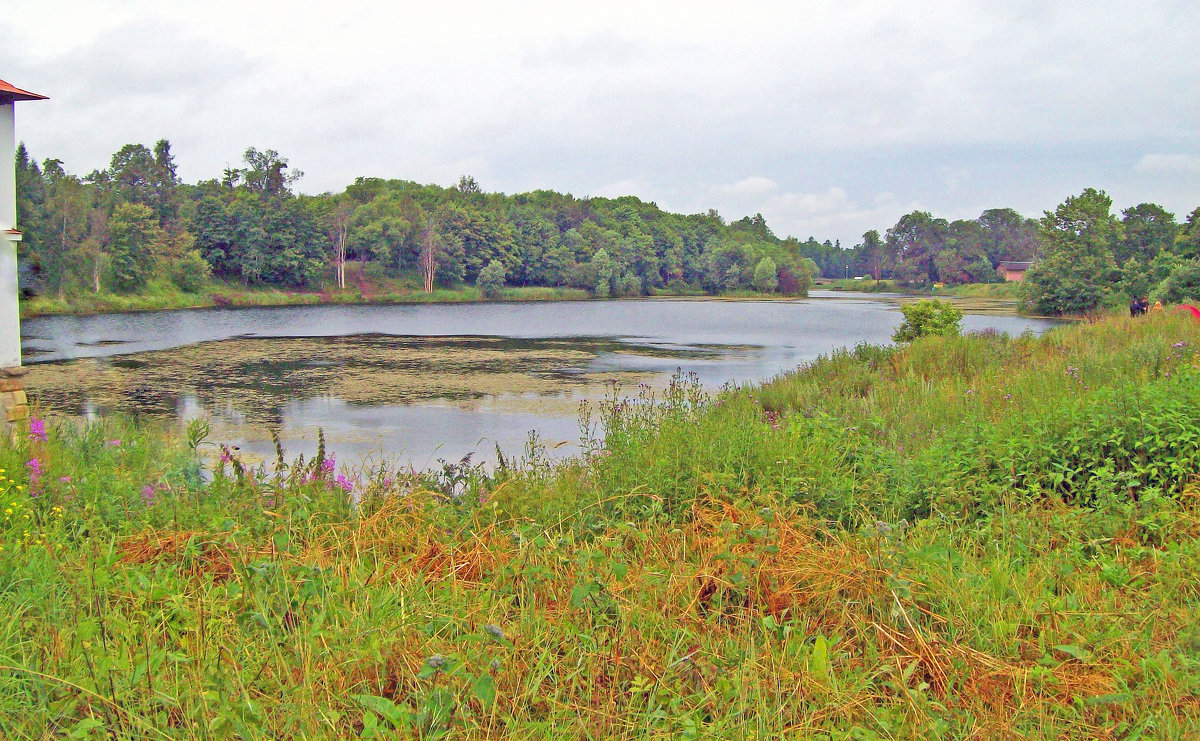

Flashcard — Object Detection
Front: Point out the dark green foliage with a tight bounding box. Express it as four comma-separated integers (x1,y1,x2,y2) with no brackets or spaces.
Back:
926,369,1200,514
1022,188,1121,315
107,203,161,293
1154,261,1200,304
1119,203,1178,264
1176,207,1200,260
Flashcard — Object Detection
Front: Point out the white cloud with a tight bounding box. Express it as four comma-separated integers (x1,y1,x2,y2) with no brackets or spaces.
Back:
1135,154,1200,175
759,188,920,243
592,179,650,199
707,177,780,200
3,0,1197,244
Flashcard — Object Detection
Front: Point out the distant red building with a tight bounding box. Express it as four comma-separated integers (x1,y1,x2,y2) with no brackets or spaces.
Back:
997,261,1034,282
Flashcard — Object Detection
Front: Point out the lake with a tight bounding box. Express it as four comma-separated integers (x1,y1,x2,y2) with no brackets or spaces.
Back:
20,292,1059,470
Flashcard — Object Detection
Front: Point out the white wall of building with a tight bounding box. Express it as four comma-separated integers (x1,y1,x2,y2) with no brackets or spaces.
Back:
1,102,22,368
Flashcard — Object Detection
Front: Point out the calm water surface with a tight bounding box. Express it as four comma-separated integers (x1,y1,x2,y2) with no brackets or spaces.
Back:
21,293,1059,469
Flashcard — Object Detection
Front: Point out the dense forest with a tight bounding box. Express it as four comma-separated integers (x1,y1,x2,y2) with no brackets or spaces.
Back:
13,140,1200,314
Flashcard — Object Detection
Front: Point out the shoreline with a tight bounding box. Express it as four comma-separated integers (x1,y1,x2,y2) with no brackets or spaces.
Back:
19,281,1036,321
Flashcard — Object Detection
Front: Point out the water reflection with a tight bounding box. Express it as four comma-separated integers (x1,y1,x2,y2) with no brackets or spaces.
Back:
21,295,1060,468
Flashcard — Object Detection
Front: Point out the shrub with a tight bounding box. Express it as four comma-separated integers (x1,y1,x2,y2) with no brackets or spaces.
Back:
477,259,507,299
892,299,963,343
1152,259,1200,304
752,257,778,293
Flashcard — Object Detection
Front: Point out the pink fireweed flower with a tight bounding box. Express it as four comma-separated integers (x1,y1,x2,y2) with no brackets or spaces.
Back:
106,439,122,447
320,457,336,475
141,484,157,506
26,458,42,484
28,418,47,442
334,474,354,492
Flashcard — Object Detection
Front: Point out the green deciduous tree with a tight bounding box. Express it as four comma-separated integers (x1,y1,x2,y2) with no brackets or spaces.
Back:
885,211,947,285
590,249,615,297
478,259,507,299
1174,207,1200,260
752,256,778,293
1118,203,1177,264
1022,188,1120,315
108,202,162,292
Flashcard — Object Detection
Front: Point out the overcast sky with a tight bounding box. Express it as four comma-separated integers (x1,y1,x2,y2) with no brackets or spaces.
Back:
4,0,1198,245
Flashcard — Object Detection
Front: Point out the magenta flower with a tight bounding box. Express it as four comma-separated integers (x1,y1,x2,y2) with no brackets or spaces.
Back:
334,474,354,492
141,484,157,507
106,439,122,447
26,458,42,484
320,457,336,475
28,418,47,443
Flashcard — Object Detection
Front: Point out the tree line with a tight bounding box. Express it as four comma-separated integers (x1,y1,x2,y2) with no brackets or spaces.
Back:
15,142,819,301
14,140,1198,314
1020,188,1200,315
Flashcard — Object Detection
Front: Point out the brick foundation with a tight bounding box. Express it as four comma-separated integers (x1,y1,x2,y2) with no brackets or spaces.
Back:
1,366,29,430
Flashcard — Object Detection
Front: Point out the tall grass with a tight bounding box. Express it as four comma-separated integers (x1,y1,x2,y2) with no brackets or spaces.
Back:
3,312,1200,737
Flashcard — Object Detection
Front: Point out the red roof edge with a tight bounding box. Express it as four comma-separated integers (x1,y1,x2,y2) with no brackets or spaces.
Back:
0,78,48,102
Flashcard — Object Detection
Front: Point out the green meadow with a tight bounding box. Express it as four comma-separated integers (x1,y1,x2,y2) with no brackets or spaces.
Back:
3,311,1200,738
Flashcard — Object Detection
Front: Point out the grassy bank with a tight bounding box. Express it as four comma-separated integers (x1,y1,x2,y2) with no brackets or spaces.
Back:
3,313,1200,737
18,277,592,319
819,278,1021,300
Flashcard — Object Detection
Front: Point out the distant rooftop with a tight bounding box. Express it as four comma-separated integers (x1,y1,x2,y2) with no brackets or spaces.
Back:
998,261,1034,269
0,78,48,103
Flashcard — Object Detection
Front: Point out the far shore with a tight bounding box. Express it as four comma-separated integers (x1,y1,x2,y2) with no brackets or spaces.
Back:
19,276,1031,320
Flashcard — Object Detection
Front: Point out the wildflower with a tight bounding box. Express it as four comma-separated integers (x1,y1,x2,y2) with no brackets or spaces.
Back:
26,458,42,485
426,654,448,670
219,448,233,464
484,624,505,641
141,484,157,507
106,439,122,447
335,474,354,492
58,476,71,483
1173,341,1188,348
320,457,336,475
28,418,47,443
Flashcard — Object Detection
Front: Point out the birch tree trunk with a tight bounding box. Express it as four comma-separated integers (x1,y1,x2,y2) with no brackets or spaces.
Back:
420,224,438,293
